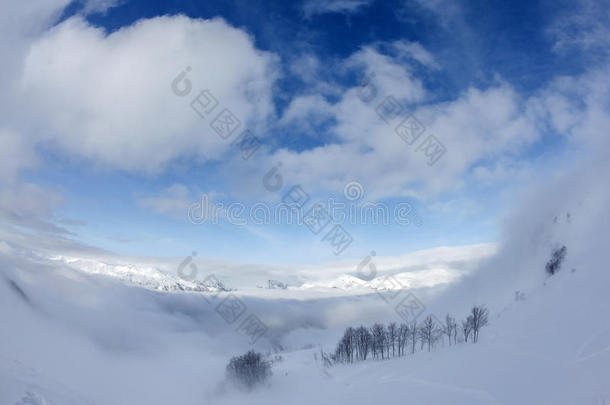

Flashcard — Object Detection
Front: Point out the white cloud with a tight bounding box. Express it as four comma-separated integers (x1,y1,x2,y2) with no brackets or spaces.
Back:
548,0,610,56
529,67,610,151
471,159,531,185
390,40,440,70
344,44,428,103
429,198,480,217
0,5,280,234
138,184,192,219
0,129,38,184
279,94,335,128
269,43,538,200
138,184,227,222
302,0,373,17
18,15,278,173
100,10,610,222
0,182,69,235
2,0,608,230
80,0,122,15
0,1,70,185
409,0,464,29
288,53,343,97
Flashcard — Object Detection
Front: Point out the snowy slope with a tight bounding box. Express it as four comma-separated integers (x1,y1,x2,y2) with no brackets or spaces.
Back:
1,158,609,404
217,260,610,405
2,215,608,405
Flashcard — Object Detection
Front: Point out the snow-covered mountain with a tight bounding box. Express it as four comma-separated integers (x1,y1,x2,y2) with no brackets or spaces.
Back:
33,243,494,299
45,255,232,293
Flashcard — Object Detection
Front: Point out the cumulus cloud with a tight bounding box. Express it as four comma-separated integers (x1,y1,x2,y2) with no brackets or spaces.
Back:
18,15,278,173
0,5,281,238
267,42,538,200
0,2,558,208
344,43,429,102
0,1,69,184
267,19,609,203
0,3,76,236
279,94,335,131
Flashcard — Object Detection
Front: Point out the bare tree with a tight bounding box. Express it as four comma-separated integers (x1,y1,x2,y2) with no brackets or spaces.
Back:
333,327,356,363
471,305,489,343
419,315,436,352
355,326,371,361
347,326,356,362
443,315,456,346
462,316,473,343
371,323,386,359
387,322,397,357
410,321,418,354
397,323,409,356
320,349,333,368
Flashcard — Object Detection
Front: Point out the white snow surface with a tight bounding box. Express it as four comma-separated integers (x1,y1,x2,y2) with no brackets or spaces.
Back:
1,157,610,404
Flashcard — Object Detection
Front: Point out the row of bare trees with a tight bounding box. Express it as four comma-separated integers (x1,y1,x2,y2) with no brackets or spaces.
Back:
332,305,489,364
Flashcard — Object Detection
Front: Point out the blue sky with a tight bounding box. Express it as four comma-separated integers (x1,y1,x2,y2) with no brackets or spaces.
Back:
1,0,608,264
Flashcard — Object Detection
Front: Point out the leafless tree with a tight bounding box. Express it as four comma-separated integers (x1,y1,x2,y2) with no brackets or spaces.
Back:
355,326,372,361
333,327,356,363
328,305,489,367
443,315,456,346
320,349,333,368
410,321,418,354
387,322,397,357
371,323,386,359
462,316,473,343
419,315,436,352
470,305,489,343
397,323,409,356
